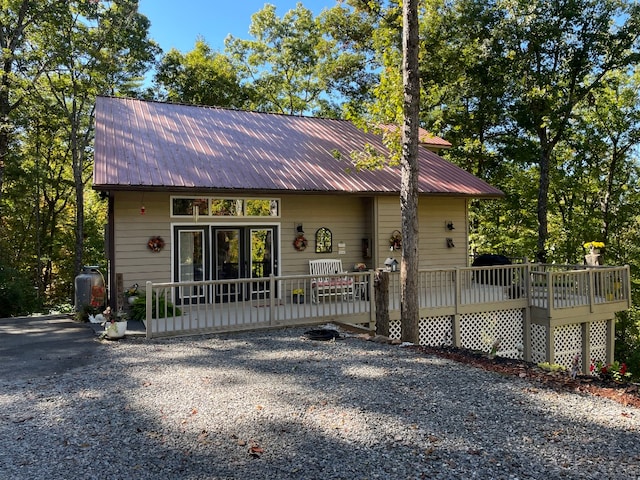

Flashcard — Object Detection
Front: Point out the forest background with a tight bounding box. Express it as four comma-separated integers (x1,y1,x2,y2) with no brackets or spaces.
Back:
2,0,640,372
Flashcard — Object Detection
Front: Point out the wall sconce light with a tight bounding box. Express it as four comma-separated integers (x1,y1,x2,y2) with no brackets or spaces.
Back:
446,238,455,248
296,224,304,234
446,221,455,231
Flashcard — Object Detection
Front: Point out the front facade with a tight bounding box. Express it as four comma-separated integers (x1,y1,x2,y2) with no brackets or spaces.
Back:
94,97,502,308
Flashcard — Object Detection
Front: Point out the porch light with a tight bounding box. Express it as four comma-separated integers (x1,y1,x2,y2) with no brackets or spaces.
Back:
446,221,454,230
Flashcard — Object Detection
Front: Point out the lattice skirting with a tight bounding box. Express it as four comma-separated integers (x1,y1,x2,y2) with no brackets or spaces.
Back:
389,308,524,359
389,315,453,346
388,312,609,370
530,324,547,364
589,320,608,366
553,323,583,368
460,310,524,360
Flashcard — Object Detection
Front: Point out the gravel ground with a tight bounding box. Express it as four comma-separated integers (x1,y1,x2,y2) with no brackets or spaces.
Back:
1,325,640,480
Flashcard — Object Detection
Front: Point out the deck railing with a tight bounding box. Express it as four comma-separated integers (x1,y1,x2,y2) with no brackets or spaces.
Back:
143,263,630,339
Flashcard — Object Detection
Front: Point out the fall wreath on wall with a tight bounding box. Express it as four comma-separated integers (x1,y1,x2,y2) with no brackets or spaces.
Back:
147,236,165,253
389,230,402,250
293,235,308,251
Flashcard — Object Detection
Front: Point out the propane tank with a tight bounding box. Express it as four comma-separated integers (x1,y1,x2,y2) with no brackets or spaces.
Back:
74,266,105,312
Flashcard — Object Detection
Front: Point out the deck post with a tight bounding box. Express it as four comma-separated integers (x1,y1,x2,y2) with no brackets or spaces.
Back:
522,263,532,362
269,274,276,325
452,267,461,348
368,270,376,332
606,318,615,364
581,322,591,375
546,325,555,364
145,280,153,339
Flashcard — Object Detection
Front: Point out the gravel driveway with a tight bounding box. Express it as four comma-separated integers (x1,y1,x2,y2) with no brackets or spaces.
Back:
1,325,639,479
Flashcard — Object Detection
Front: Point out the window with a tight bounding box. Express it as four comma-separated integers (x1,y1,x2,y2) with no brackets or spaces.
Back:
315,227,332,253
172,198,208,216
171,196,279,217
211,199,243,216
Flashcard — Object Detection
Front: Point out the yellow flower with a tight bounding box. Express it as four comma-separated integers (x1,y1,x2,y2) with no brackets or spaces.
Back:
583,241,605,249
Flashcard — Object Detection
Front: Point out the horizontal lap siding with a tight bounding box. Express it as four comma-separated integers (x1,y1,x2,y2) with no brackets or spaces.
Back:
280,195,370,275
112,192,467,289
114,192,172,287
376,196,468,270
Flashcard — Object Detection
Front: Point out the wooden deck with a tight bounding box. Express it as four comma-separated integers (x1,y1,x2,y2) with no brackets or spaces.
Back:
142,264,631,343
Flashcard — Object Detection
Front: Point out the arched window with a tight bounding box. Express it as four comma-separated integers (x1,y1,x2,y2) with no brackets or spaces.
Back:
315,227,332,253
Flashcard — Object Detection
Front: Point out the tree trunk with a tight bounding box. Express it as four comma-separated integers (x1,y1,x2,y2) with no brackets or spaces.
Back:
536,146,550,264
374,269,390,337
400,0,420,344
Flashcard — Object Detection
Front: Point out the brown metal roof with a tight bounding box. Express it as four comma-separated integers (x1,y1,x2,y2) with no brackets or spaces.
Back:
93,97,503,197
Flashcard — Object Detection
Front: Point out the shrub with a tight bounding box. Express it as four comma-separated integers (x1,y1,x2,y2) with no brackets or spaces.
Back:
129,291,181,321
0,263,39,318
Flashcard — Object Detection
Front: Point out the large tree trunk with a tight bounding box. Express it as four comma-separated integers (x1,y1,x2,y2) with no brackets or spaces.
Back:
536,148,550,263
400,0,420,344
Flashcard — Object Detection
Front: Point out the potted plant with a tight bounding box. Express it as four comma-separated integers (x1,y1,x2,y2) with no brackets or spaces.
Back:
100,306,127,339
125,283,139,305
292,288,305,304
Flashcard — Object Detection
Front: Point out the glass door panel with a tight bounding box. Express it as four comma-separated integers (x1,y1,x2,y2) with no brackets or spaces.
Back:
215,229,242,302
250,228,274,299
177,229,205,303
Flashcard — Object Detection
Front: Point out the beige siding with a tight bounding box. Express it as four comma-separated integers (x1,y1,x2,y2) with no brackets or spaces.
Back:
280,194,371,275
113,192,173,288
375,196,468,269
111,191,468,290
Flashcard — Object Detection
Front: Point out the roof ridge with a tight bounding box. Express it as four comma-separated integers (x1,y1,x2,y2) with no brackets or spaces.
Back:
96,95,353,123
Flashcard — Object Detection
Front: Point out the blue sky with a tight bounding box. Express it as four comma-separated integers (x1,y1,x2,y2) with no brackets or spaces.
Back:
138,1,338,53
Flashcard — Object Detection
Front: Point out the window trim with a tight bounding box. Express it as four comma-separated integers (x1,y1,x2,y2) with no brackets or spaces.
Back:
170,196,280,218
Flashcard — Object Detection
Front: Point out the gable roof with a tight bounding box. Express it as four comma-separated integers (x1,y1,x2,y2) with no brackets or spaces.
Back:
93,97,503,198
378,124,452,151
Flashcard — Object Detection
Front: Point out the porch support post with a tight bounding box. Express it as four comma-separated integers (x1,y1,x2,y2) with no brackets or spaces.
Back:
452,267,461,348
581,322,591,375
606,318,615,364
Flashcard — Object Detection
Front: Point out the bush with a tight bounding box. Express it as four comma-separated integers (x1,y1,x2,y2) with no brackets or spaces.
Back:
129,291,181,321
0,263,39,318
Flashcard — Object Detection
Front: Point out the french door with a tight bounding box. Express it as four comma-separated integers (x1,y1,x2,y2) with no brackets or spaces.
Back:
175,225,278,304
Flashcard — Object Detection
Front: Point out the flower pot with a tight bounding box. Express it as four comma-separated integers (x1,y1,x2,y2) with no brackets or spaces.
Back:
105,320,127,339
127,295,138,305
292,294,305,304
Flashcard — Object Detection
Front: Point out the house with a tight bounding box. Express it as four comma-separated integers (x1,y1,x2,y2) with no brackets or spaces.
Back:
93,96,502,308
93,97,631,373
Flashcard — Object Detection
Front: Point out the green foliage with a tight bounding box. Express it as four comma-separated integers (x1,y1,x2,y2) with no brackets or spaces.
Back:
537,362,567,373
0,262,39,318
154,39,251,108
129,291,181,321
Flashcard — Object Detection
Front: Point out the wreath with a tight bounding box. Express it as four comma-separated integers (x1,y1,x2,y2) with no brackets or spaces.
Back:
389,230,402,250
293,235,308,251
147,236,165,253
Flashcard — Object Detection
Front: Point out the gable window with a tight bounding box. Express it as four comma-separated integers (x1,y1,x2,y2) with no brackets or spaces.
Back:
172,197,279,218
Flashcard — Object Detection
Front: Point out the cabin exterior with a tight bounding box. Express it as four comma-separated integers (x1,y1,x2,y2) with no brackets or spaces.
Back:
92,97,631,372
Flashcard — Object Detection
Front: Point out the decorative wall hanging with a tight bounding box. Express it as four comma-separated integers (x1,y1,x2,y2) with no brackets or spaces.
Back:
315,227,332,253
389,230,402,251
147,236,165,252
293,234,308,251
